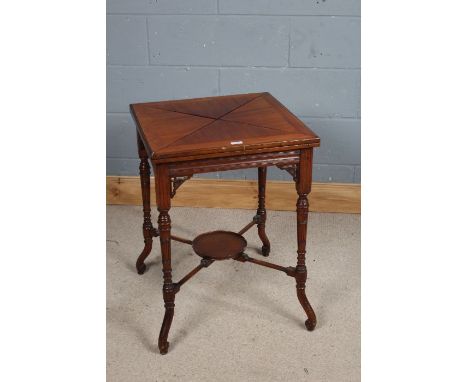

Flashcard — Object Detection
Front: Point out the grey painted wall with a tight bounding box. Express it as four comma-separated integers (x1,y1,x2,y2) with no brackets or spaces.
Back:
107,0,361,183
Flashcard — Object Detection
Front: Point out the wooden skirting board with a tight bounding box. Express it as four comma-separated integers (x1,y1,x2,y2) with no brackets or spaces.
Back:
107,176,360,214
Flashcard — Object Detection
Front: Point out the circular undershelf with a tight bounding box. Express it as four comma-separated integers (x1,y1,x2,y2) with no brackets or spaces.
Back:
192,230,247,260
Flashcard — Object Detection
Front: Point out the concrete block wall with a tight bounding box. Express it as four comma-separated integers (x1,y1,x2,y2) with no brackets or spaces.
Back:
107,0,361,183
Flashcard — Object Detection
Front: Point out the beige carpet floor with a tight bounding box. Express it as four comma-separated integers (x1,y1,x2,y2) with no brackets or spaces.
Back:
107,206,360,382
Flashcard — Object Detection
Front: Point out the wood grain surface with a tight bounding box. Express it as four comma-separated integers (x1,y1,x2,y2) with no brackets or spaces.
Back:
107,176,360,214
130,92,320,163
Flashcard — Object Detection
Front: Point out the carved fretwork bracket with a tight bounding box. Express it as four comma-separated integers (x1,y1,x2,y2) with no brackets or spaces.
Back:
276,164,298,182
170,175,192,198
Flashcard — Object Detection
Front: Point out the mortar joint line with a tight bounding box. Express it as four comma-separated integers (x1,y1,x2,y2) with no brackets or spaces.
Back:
288,17,292,67
145,17,151,65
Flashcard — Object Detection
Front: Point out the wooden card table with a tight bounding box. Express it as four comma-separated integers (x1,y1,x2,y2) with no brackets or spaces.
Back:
130,92,320,354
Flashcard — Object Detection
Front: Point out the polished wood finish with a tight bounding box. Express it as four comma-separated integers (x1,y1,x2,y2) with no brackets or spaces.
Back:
192,231,247,260
135,134,156,275
175,258,214,289
257,167,271,256
130,93,322,354
295,149,317,331
234,252,296,277
131,92,319,163
154,164,174,355
237,219,257,236
169,234,192,245
167,150,300,177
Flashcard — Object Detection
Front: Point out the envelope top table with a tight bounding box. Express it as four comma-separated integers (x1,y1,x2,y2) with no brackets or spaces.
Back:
130,92,320,164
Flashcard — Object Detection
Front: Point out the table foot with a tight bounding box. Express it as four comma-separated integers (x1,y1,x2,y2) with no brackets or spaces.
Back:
294,149,317,332
261,244,270,257
158,300,175,355
305,318,316,331
136,242,152,274
159,341,169,355
136,261,147,275
296,285,317,332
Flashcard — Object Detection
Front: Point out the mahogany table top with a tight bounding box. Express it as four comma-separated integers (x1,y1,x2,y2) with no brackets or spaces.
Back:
130,92,320,163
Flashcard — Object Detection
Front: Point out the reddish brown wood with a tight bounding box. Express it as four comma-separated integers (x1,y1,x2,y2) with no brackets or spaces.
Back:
130,92,319,163
234,253,296,277
147,93,261,119
237,219,256,235
136,133,156,275
276,163,298,182
154,164,174,355
170,175,192,198
131,93,320,354
175,258,214,289
150,229,191,245
168,150,300,177
169,234,192,245
192,231,247,260
295,149,317,331
257,167,271,256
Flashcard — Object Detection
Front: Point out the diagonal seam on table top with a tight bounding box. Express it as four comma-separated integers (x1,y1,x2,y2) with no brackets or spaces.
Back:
218,117,285,133
145,93,264,120
144,105,218,120
137,107,216,151
156,120,304,153
155,93,266,151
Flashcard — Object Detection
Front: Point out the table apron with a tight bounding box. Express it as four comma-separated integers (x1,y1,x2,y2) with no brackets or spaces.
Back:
167,150,300,177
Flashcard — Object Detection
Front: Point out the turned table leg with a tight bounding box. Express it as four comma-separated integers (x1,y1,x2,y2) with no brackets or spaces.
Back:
257,166,271,256
136,133,157,275
155,165,176,355
294,149,317,331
